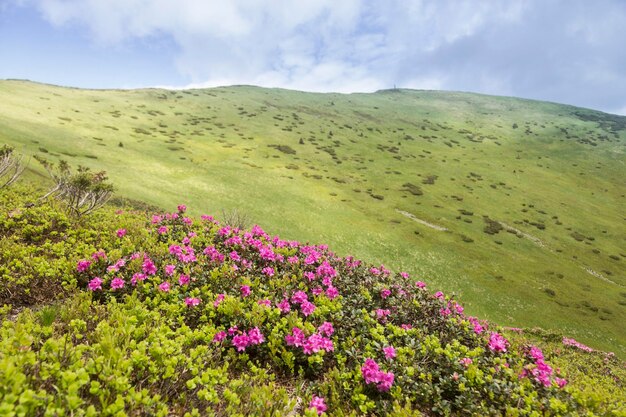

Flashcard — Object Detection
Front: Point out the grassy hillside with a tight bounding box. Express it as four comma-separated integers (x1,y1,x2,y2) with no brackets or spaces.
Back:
0,80,625,357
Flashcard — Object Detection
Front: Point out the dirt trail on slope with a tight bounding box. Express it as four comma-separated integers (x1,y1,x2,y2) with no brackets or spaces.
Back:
396,210,448,231
499,222,547,248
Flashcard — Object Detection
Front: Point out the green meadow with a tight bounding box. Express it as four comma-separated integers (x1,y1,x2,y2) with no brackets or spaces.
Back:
1,79,624,356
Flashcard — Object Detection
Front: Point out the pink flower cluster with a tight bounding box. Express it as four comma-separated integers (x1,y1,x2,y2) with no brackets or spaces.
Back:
375,309,391,321
309,395,327,415
76,260,92,272
459,357,473,367
383,346,396,359
361,358,394,392
523,346,567,388
285,325,334,355
468,316,486,334
184,297,201,307
289,290,316,317
488,332,509,353
562,337,594,352
88,277,103,291
215,327,265,352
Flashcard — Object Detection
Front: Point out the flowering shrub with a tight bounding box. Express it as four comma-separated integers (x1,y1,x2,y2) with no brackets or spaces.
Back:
1,191,624,416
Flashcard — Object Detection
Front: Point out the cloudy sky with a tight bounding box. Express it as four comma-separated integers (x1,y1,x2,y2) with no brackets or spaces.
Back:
1,0,626,114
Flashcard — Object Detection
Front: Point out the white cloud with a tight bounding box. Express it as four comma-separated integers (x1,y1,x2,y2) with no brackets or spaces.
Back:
10,0,626,113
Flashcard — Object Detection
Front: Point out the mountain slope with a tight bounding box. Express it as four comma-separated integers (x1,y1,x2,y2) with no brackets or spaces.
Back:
0,80,625,356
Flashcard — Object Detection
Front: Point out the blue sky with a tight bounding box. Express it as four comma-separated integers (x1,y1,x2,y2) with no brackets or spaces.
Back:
1,0,626,115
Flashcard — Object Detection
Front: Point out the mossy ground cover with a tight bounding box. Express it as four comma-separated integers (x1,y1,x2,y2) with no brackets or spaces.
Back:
0,185,624,416
0,81,625,357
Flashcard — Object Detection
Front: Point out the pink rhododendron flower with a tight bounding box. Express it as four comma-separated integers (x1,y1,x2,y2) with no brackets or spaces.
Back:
213,293,225,307
361,358,395,392
312,287,323,296
301,301,316,316
287,256,299,264
530,346,544,361
454,303,464,315
142,259,157,275
232,334,249,352
158,281,170,292
177,204,187,213
157,226,168,234
228,326,239,336
381,288,391,298
151,215,162,224
316,261,337,279
131,273,146,286
107,258,126,273
375,309,391,320
240,285,251,297
555,377,568,388
400,271,409,279
218,226,232,237
440,307,452,317
182,217,192,225
309,396,327,415
164,264,176,276
383,346,396,359
304,271,315,281
88,277,103,291
460,357,473,367
257,299,272,307
562,337,594,352
361,358,380,384
91,250,107,261
262,266,275,277
401,324,413,330
325,286,339,300
291,291,308,304
110,277,125,290
116,228,126,238
178,274,190,286
184,297,201,307
229,251,241,261
76,260,91,272
224,236,243,246
277,298,291,313
318,322,334,337
213,331,226,343
468,317,485,334
285,327,306,347
488,332,509,352
415,281,426,289
247,327,265,345
434,291,445,299
304,251,320,265
378,371,395,392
